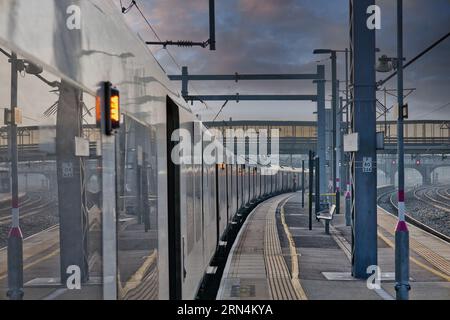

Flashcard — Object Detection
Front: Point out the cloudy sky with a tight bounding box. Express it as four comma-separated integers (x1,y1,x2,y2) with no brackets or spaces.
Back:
118,0,450,122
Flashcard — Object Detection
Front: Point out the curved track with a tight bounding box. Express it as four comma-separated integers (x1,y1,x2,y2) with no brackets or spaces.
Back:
0,193,58,248
377,186,450,243
413,186,450,213
0,194,56,226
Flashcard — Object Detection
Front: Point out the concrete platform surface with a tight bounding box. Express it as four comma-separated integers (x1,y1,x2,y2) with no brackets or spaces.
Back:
217,192,450,300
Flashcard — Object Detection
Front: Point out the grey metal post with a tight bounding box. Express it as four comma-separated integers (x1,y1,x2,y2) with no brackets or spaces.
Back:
209,0,216,50
315,156,320,214
345,184,352,226
345,49,349,105
336,85,342,195
350,0,377,279
100,83,118,300
336,191,340,215
181,66,189,98
331,51,337,193
315,65,327,196
344,49,351,226
57,82,89,285
301,160,305,208
395,0,410,300
7,52,24,300
308,151,314,230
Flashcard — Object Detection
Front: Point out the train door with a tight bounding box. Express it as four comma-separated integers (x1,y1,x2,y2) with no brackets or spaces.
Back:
226,164,231,224
166,98,182,300
234,164,239,215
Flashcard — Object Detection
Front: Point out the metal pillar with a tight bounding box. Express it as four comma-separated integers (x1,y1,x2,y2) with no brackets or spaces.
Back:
350,0,378,279
301,160,305,208
331,52,337,193
181,66,189,98
7,52,24,300
395,0,410,300
56,81,89,284
345,184,351,226
344,48,351,226
315,156,320,214
336,86,342,195
326,109,332,191
315,65,327,196
308,151,314,230
99,83,118,300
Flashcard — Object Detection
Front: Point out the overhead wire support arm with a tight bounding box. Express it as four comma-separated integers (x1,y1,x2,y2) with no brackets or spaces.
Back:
170,65,324,103
131,0,216,50
184,94,319,103
145,40,210,49
169,73,322,82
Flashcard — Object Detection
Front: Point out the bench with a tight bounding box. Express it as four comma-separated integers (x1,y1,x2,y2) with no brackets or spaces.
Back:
317,204,336,235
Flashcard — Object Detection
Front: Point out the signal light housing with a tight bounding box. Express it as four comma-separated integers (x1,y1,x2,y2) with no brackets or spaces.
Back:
402,103,409,119
96,82,120,136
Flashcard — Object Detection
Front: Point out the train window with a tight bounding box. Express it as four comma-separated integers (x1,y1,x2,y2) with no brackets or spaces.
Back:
0,50,106,299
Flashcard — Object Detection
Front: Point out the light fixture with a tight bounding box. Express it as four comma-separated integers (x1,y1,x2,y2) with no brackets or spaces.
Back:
24,61,43,75
376,55,395,73
313,49,333,55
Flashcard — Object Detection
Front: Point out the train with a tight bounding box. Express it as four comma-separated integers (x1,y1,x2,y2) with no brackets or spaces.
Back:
0,0,302,300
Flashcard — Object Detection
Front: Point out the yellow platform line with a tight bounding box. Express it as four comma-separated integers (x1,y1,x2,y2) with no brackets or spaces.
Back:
0,249,60,281
377,231,450,282
280,196,308,300
118,250,158,299
378,209,450,278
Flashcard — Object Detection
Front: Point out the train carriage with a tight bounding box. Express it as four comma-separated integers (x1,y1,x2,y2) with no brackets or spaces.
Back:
0,0,303,300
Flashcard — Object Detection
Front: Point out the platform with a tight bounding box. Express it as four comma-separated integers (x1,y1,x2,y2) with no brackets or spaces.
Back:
217,192,450,300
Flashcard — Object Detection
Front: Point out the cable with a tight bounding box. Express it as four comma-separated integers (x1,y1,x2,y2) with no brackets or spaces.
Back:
212,100,229,122
415,101,450,118
121,0,210,110
378,31,450,87
133,1,181,70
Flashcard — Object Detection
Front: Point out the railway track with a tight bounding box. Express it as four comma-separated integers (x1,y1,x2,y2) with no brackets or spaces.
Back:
413,186,450,213
377,187,450,243
435,186,450,202
0,195,57,226
0,194,58,249
0,194,33,215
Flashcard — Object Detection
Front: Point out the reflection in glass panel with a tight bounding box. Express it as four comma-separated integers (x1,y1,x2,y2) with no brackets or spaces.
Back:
0,50,103,300
117,116,159,300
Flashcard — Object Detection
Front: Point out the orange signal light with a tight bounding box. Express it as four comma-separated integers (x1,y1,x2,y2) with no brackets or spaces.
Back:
96,95,101,125
110,89,120,129
96,82,120,135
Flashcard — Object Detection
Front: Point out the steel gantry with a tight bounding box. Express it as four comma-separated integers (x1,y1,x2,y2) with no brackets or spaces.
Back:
168,66,327,195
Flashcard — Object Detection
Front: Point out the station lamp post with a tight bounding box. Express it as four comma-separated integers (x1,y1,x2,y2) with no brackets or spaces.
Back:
394,0,410,301
1,50,43,300
313,49,348,196
376,0,410,300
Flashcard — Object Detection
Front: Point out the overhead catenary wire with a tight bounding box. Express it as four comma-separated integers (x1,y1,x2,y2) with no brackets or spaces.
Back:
377,31,450,87
131,1,181,70
119,0,210,110
415,101,450,118
212,100,229,122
